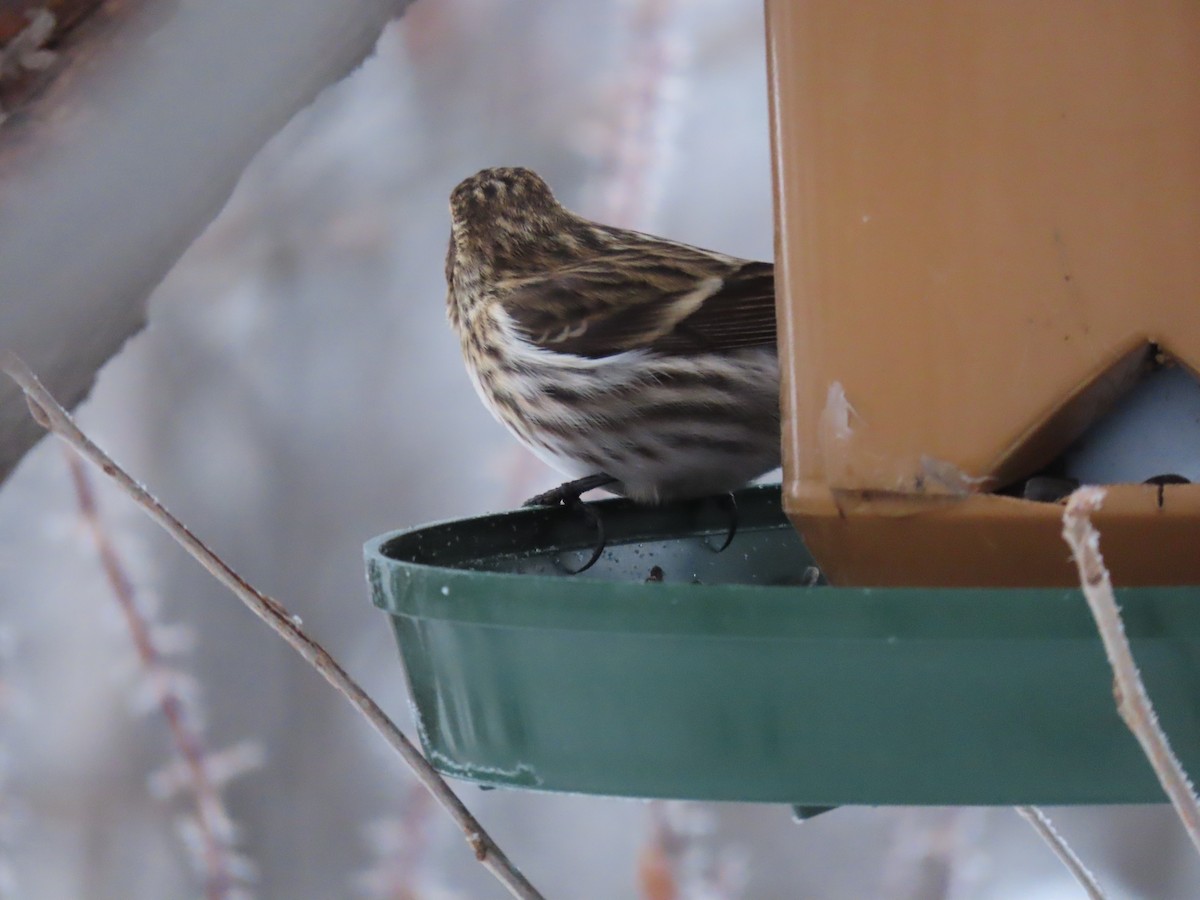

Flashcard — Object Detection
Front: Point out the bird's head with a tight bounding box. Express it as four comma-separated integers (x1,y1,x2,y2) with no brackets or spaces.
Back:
446,167,576,284
449,166,560,234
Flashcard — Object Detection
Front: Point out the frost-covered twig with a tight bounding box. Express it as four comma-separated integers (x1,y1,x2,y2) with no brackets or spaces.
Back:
1063,487,1200,857
1014,806,1106,899
66,451,256,899
0,352,544,900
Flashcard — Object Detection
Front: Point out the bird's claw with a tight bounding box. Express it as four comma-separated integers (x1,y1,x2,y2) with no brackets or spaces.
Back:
558,501,607,575
702,492,739,553
524,474,616,575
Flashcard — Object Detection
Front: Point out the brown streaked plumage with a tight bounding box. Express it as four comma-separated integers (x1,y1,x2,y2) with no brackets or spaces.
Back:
446,166,780,504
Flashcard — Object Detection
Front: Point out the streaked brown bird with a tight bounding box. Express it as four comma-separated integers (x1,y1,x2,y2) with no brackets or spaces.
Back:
445,166,780,507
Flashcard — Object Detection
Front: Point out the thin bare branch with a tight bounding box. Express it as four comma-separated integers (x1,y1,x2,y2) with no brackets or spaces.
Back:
1014,806,1107,899
1062,486,1200,858
0,351,544,900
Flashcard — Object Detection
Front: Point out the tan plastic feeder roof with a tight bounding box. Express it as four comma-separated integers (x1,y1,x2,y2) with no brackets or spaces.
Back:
767,1,1200,586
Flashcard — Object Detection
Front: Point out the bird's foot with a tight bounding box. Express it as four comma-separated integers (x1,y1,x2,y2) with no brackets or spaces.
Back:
524,474,616,575
523,473,617,508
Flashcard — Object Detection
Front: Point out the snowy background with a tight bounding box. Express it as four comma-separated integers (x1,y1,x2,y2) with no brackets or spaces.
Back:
1,0,1198,896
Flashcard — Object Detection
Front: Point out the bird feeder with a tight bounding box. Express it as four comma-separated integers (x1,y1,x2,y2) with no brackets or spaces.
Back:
768,2,1200,586
365,487,1200,804
363,2,1200,808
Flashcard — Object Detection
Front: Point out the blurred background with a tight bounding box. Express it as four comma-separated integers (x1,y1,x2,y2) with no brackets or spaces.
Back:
1,0,1198,896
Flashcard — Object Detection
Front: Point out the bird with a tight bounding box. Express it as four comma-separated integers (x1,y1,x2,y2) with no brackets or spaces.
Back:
444,166,780,510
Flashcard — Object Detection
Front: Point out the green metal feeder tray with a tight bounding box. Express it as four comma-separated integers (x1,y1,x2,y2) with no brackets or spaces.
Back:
364,485,1200,806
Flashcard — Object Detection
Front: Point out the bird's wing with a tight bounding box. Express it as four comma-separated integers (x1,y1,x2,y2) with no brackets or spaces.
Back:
497,249,776,359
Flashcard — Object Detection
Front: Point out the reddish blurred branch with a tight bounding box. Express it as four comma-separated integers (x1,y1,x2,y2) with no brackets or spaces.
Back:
637,801,744,900
586,0,688,230
66,451,256,899
358,783,443,900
